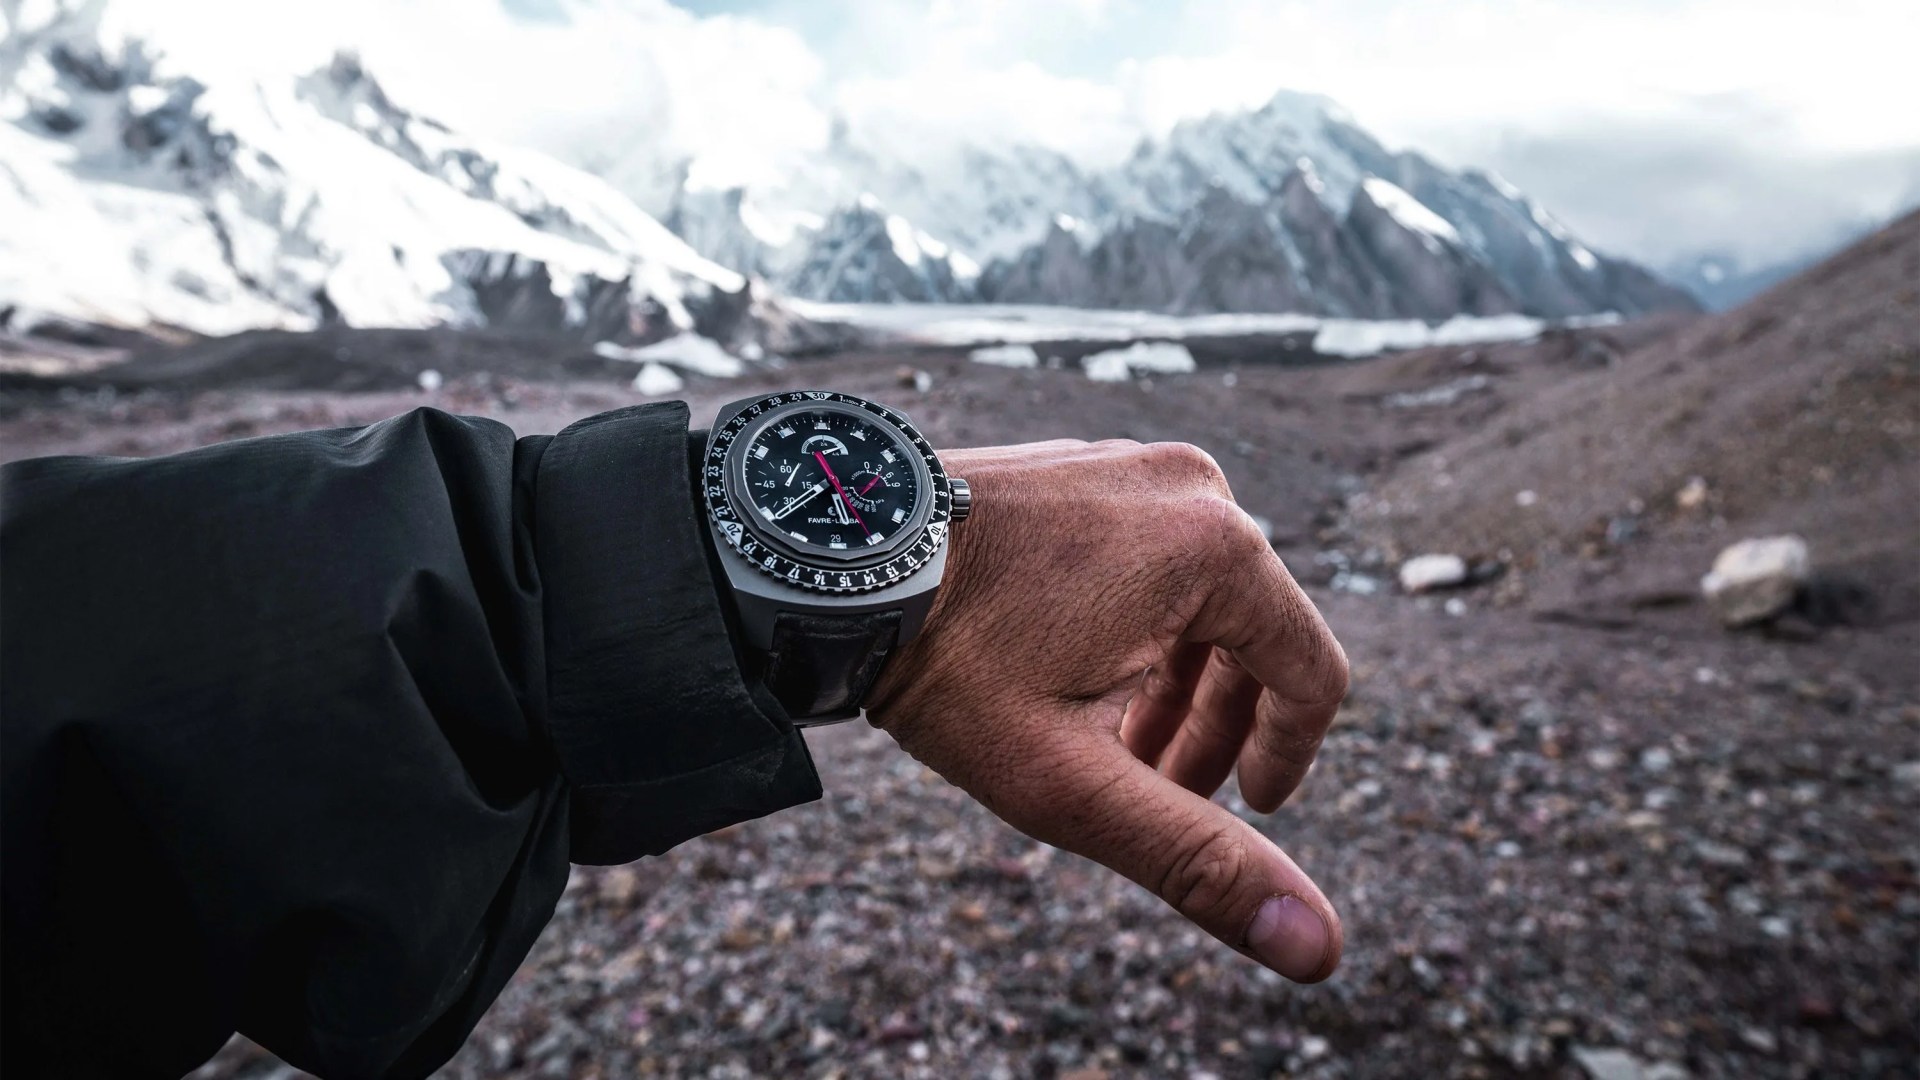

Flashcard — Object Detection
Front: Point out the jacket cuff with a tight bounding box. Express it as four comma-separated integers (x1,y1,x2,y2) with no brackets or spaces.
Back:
533,402,821,865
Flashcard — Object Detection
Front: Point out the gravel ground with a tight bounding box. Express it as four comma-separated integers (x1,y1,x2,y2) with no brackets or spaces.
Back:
8,328,1917,1079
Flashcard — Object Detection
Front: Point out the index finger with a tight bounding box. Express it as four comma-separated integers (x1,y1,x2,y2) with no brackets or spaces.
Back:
1186,509,1349,813
1018,722,1344,983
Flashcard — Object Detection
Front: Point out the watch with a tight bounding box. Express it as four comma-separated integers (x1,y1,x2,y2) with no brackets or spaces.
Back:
697,390,972,726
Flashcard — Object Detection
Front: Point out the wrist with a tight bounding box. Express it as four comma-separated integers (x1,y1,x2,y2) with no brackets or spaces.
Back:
863,447,993,723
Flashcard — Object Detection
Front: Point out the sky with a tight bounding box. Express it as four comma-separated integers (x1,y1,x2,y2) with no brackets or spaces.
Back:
54,0,1920,271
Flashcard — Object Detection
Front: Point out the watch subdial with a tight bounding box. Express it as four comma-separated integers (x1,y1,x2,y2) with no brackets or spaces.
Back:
799,434,849,457
846,468,892,513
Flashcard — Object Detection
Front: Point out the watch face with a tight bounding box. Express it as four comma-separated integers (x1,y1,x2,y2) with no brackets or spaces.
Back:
740,408,922,555
704,391,953,594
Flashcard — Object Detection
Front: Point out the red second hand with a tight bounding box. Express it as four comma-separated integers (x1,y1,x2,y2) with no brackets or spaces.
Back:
813,451,870,536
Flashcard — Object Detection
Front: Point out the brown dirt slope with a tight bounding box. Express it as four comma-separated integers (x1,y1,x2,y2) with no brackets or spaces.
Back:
1364,210,1920,621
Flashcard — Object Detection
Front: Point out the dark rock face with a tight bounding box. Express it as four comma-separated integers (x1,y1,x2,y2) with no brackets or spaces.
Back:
979,158,1696,321
1274,168,1383,316
1342,183,1520,320
986,170,1532,319
441,249,765,348
781,201,977,303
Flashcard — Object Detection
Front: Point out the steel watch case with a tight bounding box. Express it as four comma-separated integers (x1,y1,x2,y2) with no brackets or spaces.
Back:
701,391,953,652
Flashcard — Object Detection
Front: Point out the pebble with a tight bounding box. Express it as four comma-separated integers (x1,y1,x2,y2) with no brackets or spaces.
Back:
1400,553,1468,593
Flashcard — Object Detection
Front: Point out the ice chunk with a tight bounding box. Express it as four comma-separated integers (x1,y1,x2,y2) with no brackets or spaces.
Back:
631,362,684,396
968,343,1040,368
1314,319,1431,358
593,334,744,377
1081,341,1195,382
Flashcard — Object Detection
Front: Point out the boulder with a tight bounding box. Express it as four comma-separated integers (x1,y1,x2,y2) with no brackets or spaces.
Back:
1701,535,1809,627
1399,553,1468,593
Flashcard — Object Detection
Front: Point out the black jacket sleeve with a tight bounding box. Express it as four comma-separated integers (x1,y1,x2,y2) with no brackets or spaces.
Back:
0,403,821,1079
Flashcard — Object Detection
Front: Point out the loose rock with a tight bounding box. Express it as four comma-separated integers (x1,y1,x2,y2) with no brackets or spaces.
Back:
1400,553,1468,593
1573,1045,1690,1080
1701,535,1809,627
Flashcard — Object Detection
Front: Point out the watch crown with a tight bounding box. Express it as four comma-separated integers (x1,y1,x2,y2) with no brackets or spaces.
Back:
950,477,972,522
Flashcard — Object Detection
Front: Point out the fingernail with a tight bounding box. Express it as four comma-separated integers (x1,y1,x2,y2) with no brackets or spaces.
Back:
1245,895,1329,981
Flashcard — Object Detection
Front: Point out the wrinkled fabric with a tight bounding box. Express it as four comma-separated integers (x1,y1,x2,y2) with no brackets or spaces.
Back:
1,403,821,1079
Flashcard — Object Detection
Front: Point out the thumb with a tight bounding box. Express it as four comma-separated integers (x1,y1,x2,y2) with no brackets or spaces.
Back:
1021,730,1343,983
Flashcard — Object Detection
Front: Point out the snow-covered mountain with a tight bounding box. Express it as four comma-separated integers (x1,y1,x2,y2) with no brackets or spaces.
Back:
0,6,760,344
650,91,1696,318
0,5,1694,342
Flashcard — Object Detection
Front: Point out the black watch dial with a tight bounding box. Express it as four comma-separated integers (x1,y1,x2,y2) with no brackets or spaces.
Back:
742,409,922,554
704,391,953,594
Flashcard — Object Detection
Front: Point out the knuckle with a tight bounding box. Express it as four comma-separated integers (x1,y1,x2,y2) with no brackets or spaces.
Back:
1139,663,1187,707
1196,499,1270,573
1306,638,1352,707
1140,441,1228,491
1324,641,1352,702
1156,823,1252,924
1253,712,1324,771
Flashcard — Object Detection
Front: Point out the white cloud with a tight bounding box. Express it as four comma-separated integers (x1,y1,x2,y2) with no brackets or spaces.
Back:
92,0,832,198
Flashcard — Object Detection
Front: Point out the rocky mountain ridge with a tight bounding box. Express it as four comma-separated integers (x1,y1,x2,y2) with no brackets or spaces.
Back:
653,91,1697,319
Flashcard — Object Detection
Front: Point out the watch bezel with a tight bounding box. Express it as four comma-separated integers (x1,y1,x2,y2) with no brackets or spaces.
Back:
703,391,953,595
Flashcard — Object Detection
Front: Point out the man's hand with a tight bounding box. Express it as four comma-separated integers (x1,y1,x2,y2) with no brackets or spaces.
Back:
867,440,1348,983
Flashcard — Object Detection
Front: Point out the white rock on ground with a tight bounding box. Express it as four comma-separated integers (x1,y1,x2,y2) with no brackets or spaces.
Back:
1700,535,1809,627
1399,553,1469,593
968,343,1040,368
1082,341,1196,382
1572,1046,1691,1080
631,362,684,396
594,334,745,377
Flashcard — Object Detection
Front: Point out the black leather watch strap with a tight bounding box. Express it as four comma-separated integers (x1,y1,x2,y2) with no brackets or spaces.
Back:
763,609,903,725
